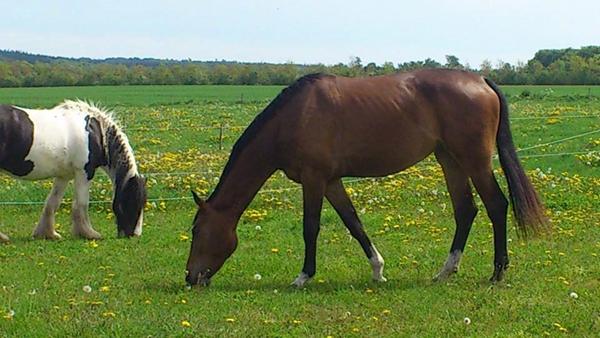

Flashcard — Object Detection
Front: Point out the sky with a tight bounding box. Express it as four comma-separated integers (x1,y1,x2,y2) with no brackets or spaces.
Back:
1,0,599,67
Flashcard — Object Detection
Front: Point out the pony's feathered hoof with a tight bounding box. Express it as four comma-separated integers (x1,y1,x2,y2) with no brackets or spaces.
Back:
291,272,312,288
73,228,102,240
0,232,10,243
32,230,62,240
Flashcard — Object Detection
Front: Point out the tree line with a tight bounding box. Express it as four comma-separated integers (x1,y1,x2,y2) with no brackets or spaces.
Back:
0,46,599,87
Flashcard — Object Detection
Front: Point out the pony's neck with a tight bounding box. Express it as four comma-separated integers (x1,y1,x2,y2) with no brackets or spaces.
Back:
97,118,139,188
208,137,276,220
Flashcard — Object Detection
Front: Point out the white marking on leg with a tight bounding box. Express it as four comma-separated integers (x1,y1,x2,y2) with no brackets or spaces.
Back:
434,250,463,281
33,178,68,240
370,245,387,282
291,272,312,288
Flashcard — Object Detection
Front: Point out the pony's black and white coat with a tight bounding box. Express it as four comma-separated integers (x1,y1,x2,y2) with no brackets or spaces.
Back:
0,100,146,242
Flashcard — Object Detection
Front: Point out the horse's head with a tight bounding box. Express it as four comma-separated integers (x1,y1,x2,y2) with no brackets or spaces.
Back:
185,191,238,286
113,174,147,237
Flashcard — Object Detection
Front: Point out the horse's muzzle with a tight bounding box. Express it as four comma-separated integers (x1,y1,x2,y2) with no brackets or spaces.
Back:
185,269,212,287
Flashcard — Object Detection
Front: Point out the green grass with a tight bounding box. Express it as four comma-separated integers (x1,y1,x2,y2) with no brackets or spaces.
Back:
0,85,599,337
0,85,283,108
1,84,599,108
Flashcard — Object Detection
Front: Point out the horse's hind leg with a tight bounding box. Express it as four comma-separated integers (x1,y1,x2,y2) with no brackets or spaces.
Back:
470,168,509,282
33,178,69,240
325,179,386,282
433,149,478,281
71,171,102,240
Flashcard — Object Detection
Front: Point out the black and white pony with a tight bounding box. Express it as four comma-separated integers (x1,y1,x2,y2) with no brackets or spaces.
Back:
0,100,146,242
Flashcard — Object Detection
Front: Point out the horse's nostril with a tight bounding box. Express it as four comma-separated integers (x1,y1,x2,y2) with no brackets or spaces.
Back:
185,274,196,285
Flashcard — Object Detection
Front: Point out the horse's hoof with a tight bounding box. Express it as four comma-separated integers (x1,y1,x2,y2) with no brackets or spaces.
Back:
0,233,9,243
433,268,457,282
33,231,62,240
73,229,102,240
291,272,311,288
373,275,388,283
489,262,508,283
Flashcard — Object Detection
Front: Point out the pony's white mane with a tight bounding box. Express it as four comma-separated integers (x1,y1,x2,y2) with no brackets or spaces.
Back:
57,100,138,177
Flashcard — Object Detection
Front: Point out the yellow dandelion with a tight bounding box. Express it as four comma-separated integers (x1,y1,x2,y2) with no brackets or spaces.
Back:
102,311,116,318
225,318,235,323
179,234,189,241
89,241,99,248
100,286,110,292
181,320,191,328
271,248,279,253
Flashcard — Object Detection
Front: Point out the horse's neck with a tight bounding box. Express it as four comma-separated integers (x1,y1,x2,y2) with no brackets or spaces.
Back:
97,119,138,187
208,139,276,218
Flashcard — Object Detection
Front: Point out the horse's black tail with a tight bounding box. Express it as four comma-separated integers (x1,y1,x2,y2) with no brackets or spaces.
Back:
485,78,550,238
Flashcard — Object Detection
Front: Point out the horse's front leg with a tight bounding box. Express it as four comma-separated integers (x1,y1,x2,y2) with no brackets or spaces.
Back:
33,178,69,240
71,171,102,240
292,174,326,288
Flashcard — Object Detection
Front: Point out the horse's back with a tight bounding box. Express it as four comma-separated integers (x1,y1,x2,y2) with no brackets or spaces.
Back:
274,70,501,178
0,106,90,180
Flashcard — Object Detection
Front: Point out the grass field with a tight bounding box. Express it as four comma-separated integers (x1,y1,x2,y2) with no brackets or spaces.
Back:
0,84,599,337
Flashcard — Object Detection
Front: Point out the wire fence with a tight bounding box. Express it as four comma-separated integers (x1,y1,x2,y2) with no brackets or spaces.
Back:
0,121,598,206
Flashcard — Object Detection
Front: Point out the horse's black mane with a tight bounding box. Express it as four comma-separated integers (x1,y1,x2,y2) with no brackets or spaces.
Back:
208,73,332,201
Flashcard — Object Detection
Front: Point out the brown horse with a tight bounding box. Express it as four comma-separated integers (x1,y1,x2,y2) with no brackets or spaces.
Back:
186,69,548,287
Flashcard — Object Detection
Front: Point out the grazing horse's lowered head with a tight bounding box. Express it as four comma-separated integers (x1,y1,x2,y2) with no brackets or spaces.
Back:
114,172,147,237
0,100,146,242
102,117,148,237
186,191,238,286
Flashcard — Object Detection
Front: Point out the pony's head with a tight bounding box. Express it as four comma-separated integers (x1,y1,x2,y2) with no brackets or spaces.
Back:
113,174,147,237
185,191,238,286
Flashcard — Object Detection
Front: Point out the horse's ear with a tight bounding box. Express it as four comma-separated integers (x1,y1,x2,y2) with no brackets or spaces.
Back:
191,190,206,209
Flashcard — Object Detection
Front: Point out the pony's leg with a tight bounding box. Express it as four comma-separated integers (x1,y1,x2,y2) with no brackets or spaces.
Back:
292,173,326,287
71,172,102,240
33,178,69,240
470,169,509,282
325,179,386,282
0,232,9,243
433,149,478,281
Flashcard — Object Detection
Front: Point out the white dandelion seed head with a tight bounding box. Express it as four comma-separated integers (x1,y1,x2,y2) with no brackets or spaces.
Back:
255,225,262,231
254,273,262,280
82,285,92,293
569,291,578,299
464,317,471,325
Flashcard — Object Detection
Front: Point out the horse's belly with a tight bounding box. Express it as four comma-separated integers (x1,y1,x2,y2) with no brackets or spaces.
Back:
22,151,75,180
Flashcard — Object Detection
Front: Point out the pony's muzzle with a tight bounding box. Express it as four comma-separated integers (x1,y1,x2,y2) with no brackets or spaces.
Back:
117,230,141,238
